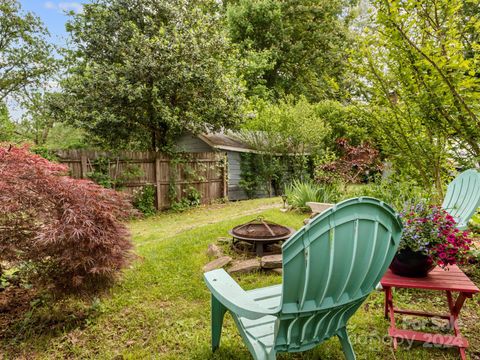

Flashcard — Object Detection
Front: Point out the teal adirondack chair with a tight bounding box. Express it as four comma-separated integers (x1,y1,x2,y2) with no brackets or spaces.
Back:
204,197,403,360
442,169,480,230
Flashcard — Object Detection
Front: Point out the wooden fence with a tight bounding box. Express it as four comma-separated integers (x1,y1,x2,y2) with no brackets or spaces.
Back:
54,150,227,209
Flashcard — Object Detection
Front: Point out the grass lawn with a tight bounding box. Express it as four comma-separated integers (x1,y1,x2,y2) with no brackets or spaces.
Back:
2,198,480,359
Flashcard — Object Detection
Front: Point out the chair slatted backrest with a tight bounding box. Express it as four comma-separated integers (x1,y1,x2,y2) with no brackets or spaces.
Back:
442,169,480,229
274,197,403,353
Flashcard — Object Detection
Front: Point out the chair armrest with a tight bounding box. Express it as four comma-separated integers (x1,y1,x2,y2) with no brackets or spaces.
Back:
204,269,278,320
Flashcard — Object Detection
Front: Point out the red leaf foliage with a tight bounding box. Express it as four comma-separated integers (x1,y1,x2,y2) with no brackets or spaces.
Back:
0,145,134,295
317,138,383,183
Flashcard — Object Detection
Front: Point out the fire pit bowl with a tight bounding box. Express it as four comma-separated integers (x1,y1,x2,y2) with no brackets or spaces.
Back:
229,217,295,256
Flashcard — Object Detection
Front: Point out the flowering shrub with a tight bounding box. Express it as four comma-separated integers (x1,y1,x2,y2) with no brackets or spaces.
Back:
400,202,472,268
0,145,134,295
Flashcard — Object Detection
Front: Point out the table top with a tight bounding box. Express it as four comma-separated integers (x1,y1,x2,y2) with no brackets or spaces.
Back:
381,265,479,293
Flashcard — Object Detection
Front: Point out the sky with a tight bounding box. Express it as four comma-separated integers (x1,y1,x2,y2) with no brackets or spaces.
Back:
19,1,88,46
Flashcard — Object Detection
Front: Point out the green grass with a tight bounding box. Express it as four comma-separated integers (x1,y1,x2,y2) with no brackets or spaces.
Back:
2,198,480,359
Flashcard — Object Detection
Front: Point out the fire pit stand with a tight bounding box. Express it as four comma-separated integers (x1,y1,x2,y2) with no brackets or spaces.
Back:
228,217,295,257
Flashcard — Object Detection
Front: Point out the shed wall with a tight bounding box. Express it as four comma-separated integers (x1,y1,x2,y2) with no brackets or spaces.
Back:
174,134,269,201
175,133,213,152
227,151,248,200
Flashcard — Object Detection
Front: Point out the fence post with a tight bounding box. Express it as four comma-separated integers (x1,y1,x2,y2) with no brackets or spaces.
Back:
222,153,228,199
80,154,88,179
155,155,161,210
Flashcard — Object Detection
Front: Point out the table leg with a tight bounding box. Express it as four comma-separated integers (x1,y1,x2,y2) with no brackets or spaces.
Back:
384,287,398,350
384,286,391,319
446,291,469,360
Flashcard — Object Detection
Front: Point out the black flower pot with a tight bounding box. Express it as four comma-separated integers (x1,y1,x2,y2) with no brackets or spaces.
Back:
389,248,435,277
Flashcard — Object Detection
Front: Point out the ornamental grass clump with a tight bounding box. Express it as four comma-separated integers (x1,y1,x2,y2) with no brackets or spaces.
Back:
400,202,472,268
0,145,134,296
284,180,340,212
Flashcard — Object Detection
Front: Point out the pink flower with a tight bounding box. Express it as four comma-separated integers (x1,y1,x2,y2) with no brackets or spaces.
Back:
447,234,456,243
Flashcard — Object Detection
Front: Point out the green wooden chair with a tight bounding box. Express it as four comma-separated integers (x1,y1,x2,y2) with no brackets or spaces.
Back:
204,197,403,360
442,169,480,230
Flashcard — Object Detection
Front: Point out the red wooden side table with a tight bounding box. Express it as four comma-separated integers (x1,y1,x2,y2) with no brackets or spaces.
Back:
381,265,479,359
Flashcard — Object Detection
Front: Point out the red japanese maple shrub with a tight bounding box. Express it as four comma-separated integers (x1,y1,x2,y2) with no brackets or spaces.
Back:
0,145,134,295
316,138,383,183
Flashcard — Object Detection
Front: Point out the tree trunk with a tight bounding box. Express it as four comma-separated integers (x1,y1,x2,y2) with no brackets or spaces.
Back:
147,80,170,152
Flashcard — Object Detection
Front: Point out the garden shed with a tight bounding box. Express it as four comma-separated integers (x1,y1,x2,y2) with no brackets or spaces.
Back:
176,131,261,200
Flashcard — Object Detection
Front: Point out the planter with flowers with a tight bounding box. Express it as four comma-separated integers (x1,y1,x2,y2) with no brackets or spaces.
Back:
390,202,472,277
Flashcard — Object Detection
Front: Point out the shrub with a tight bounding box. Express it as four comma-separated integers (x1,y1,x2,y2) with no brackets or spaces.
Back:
170,186,202,212
87,156,143,190
347,176,432,211
469,214,480,233
316,138,382,184
0,145,134,295
133,185,157,216
285,180,341,212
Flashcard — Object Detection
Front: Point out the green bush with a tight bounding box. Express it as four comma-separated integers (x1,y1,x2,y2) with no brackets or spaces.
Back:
170,186,202,212
285,180,341,212
468,213,479,264
133,185,157,216
346,176,432,211
87,157,143,190
31,146,58,162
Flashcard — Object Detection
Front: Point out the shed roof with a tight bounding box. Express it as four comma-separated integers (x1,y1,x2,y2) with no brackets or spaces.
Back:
198,132,257,153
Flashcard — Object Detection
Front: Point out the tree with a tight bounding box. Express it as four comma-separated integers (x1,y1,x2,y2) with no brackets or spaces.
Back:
0,0,55,101
356,0,480,194
237,97,333,195
57,0,245,151
0,102,15,141
17,92,56,145
0,145,134,295
241,96,332,155
227,0,355,101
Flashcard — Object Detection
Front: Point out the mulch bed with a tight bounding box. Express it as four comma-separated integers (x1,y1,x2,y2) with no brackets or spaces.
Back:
0,286,37,339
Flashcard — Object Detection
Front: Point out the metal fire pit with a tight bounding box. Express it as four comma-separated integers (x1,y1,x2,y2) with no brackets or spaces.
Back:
228,217,295,256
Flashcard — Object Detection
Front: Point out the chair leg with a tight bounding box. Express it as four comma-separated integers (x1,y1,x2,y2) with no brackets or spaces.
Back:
337,327,356,360
211,295,227,352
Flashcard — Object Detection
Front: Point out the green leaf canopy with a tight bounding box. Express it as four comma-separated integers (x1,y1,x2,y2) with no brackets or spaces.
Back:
58,0,246,151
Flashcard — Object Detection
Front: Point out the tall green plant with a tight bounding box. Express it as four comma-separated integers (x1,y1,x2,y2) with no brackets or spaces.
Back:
285,180,341,212
133,185,157,216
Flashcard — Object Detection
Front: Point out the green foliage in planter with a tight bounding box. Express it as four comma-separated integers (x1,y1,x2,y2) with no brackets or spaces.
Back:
133,185,157,217
285,180,341,212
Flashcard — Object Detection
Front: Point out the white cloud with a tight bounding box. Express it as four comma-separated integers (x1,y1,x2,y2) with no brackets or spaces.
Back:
43,1,83,14
44,1,56,10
